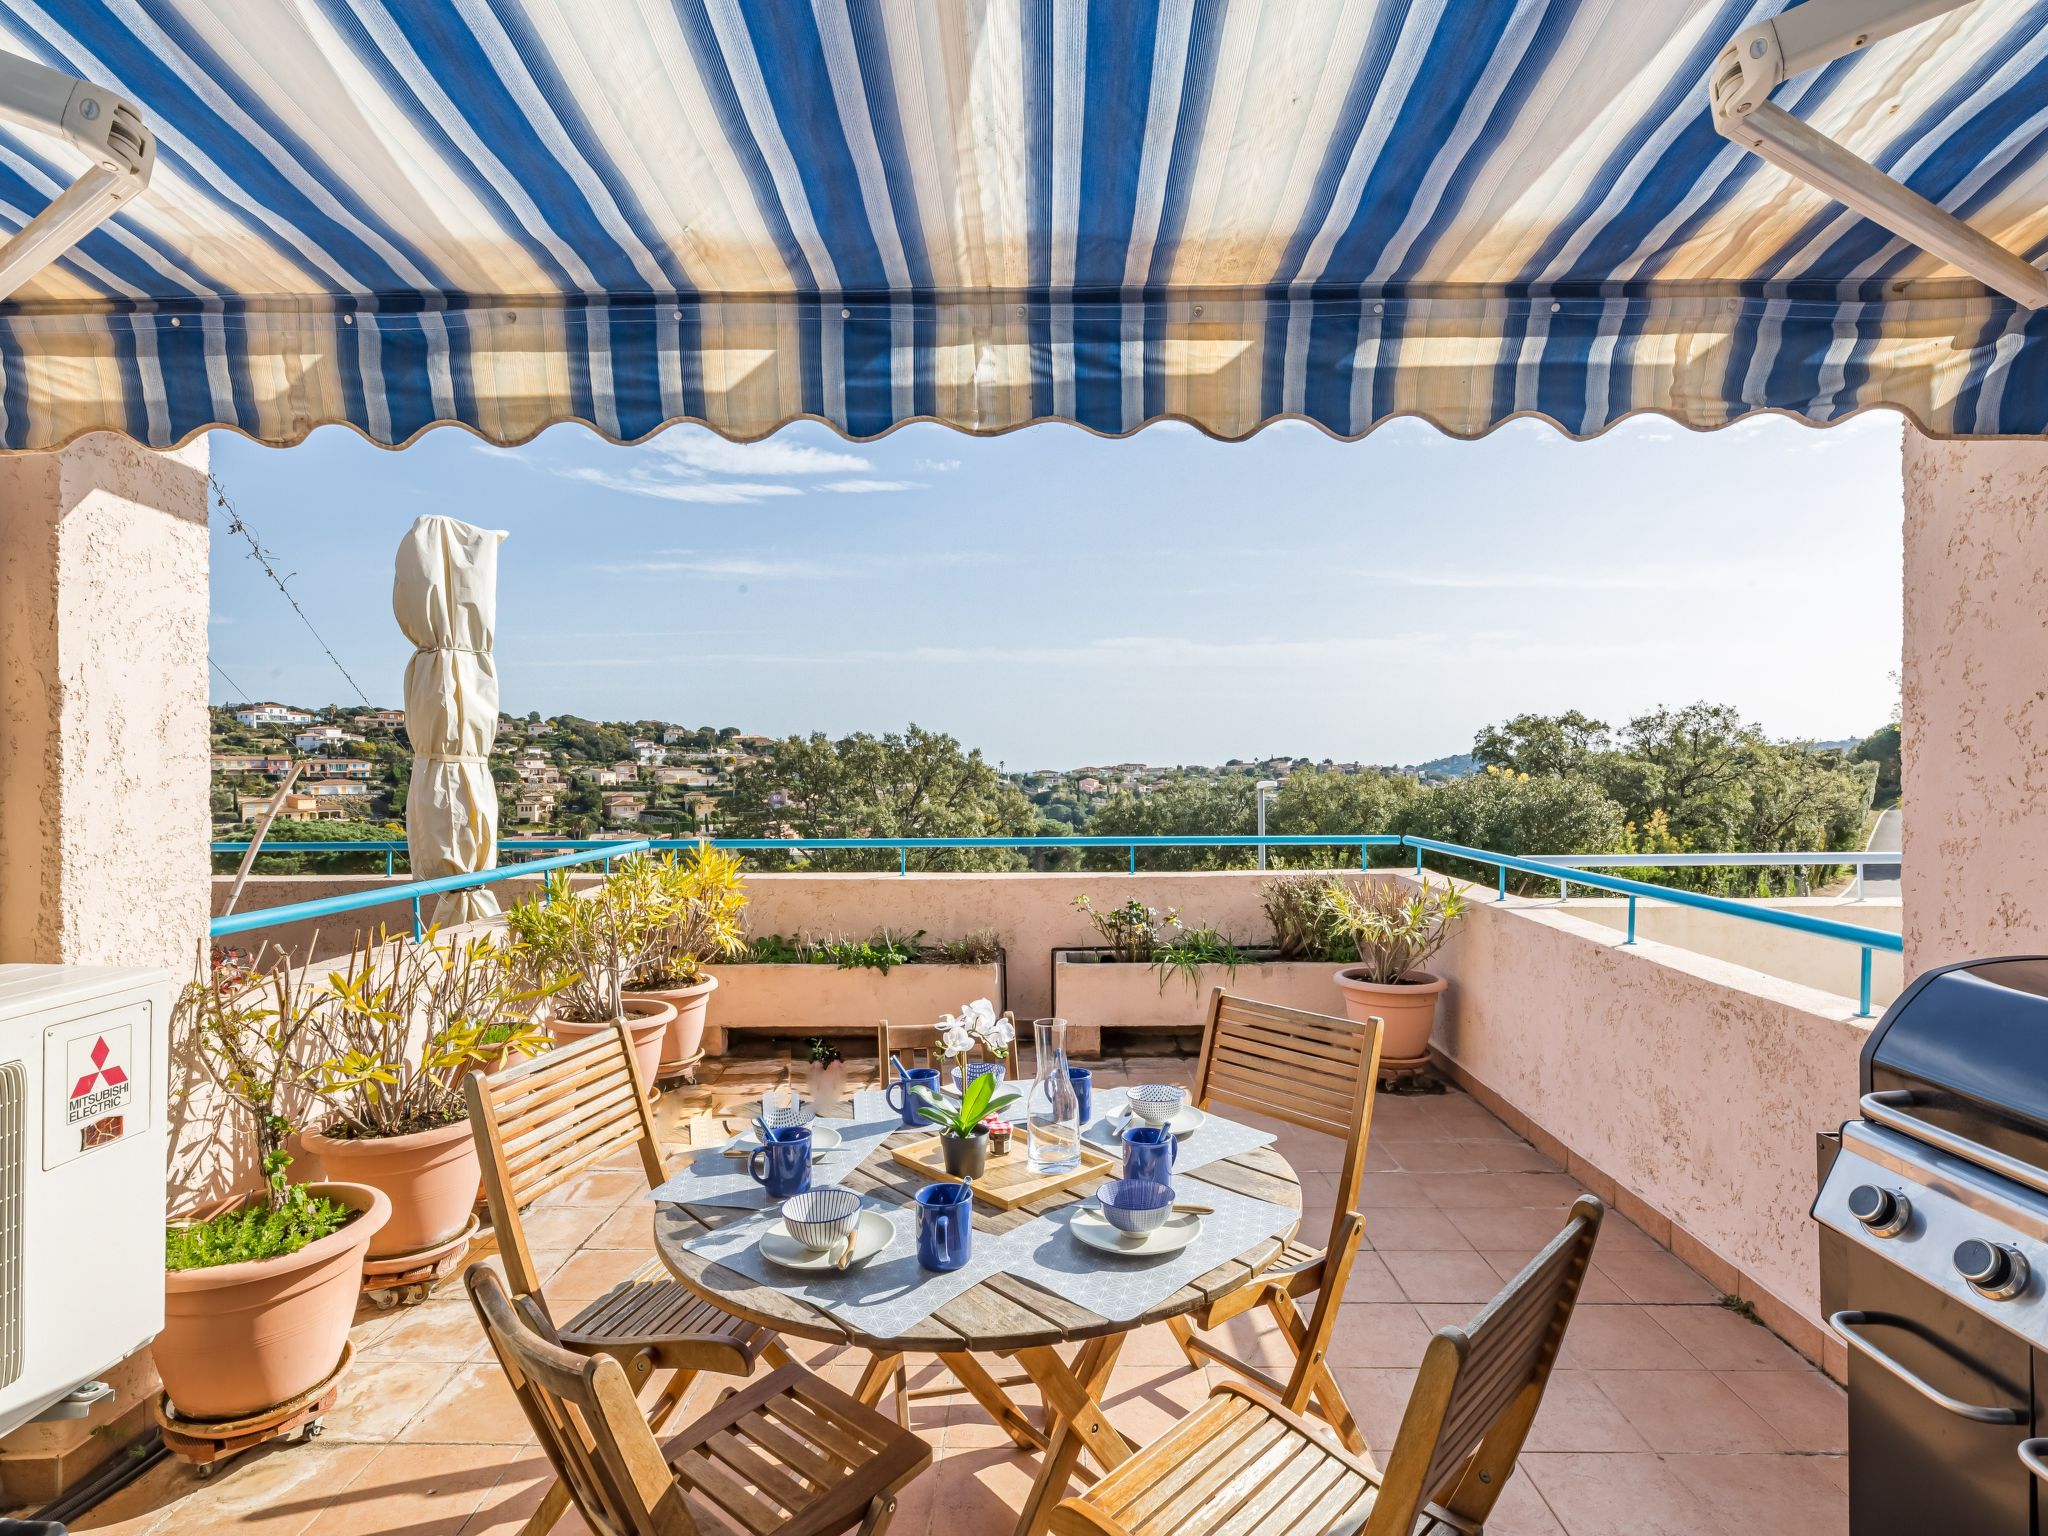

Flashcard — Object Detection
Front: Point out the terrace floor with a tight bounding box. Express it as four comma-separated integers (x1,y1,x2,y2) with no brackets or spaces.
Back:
67,1055,1847,1536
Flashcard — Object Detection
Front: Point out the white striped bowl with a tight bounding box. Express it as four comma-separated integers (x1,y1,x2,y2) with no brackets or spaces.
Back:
781,1186,862,1252
1127,1084,1189,1127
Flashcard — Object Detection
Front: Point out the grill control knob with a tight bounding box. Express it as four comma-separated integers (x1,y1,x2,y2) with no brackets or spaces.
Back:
1847,1185,1910,1237
1955,1240,2031,1299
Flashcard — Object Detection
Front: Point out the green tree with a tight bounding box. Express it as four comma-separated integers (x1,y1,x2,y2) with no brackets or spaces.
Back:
1854,722,1901,807
1266,766,1421,867
1393,766,1625,881
720,724,1036,871
1471,711,1611,778
1084,776,1255,868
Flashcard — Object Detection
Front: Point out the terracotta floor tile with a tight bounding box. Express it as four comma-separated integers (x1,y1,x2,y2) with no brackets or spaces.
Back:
1650,1304,1808,1371
1481,1251,1628,1305
1356,1170,1435,1207
397,1362,537,1446
1417,1171,1586,1209
1553,1306,1703,1371
301,1443,512,1536
1324,1364,1419,1449
513,1203,613,1252
362,1300,491,1363
1444,1205,1583,1253
1327,1303,1435,1368
1716,1368,1848,1453
1378,1138,1495,1173
1361,1205,1474,1250
1519,1452,1724,1536
1665,1450,1849,1536
1382,1248,1507,1304
1588,1368,1787,1453
1519,1370,1650,1454
531,1169,641,1210
1482,1471,1569,1535
544,1247,655,1305
1335,1251,1405,1303
1586,1212,1660,1254
586,1203,659,1249
1100,1359,1218,1444
1595,1249,1722,1306
151,1443,386,1536
323,1358,463,1442
1118,1320,1200,1367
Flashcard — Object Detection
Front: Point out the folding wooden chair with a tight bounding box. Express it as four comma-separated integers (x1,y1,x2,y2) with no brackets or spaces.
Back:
874,1011,1027,1082
465,1022,787,1529
1164,988,1383,1450
467,1264,932,1536
1054,1197,1605,1536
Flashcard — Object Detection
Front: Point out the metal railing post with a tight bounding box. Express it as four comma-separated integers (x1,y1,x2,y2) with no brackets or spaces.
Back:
1497,866,1506,902
1414,846,1423,875
411,896,423,943
1859,947,1874,1018
1128,845,1136,874
1626,895,1637,945
1855,863,1866,901
900,847,907,876
385,849,394,877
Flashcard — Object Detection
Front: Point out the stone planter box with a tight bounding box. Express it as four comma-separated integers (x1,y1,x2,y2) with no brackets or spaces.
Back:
698,959,1007,1056
1051,950,1347,1055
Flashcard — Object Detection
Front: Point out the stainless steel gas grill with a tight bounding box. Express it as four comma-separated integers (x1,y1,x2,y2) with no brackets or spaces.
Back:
1817,956,2048,1534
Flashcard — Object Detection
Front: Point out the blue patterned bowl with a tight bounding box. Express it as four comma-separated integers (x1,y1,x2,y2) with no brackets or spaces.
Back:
1127,1083,1189,1127
782,1186,862,1251
1095,1179,1174,1234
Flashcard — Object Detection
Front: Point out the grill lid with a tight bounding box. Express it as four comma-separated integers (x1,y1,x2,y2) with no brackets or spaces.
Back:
1862,956,2048,1170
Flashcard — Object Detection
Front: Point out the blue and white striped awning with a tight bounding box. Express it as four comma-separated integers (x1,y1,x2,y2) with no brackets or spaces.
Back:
0,0,2044,451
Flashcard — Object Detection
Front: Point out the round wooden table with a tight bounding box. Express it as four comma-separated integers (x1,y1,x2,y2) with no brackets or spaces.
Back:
654,1122,1301,1536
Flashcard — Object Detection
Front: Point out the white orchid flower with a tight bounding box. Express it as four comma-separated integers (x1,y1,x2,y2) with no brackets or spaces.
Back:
961,998,996,1028
939,1022,976,1059
985,1014,1016,1051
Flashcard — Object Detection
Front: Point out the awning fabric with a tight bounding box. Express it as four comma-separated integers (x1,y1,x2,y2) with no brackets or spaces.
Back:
0,1,2046,450
393,515,505,928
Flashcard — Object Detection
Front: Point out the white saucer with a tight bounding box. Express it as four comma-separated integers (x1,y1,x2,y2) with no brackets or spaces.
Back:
1071,1204,1202,1258
760,1207,894,1271
728,1123,842,1154
1113,1101,1206,1138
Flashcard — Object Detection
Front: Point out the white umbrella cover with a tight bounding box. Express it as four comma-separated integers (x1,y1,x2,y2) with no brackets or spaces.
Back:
394,515,507,928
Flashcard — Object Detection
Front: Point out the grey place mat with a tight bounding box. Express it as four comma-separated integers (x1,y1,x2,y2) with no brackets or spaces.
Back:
1081,1087,1276,1174
677,1198,1040,1338
998,1174,1294,1324
650,1113,898,1210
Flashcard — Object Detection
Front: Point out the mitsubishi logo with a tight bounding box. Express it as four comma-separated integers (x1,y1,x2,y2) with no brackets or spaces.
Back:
70,1035,128,1101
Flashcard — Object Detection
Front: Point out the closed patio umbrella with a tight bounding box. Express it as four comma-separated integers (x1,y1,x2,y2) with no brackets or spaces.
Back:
394,516,506,929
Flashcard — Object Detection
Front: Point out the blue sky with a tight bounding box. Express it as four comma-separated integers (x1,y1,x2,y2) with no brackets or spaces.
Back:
209,410,1903,768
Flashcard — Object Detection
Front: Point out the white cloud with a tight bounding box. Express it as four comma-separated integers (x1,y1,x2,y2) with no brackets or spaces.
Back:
594,548,993,581
818,479,924,494
647,434,870,476
554,466,802,504
913,457,962,472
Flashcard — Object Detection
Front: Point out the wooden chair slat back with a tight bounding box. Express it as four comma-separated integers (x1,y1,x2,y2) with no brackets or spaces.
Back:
1368,1196,1604,1534
877,1011,1029,1082
464,1023,665,1298
464,1265,691,1536
1193,989,1383,1239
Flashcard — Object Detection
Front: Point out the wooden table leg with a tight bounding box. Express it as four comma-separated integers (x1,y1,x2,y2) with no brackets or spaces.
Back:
935,1351,1048,1451
1010,1333,1131,1536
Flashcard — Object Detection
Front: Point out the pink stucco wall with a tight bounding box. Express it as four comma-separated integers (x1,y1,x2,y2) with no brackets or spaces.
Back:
1902,430,2048,975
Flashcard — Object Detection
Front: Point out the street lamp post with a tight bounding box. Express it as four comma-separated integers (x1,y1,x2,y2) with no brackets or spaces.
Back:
1255,780,1279,870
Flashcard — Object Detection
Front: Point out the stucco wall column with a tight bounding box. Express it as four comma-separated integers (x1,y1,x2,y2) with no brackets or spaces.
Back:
0,434,210,970
1902,427,2048,976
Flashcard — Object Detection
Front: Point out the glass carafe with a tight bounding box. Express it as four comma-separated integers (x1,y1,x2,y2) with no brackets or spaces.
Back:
1026,1017,1082,1174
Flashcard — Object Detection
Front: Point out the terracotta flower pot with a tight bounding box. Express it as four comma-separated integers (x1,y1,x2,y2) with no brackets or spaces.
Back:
636,976,718,1074
157,1180,389,1421
1332,969,1448,1063
302,1119,480,1259
548,995,674,1089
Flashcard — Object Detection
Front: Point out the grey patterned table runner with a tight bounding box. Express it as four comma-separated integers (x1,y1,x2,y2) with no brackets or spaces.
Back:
648,1113,898,1210
1081,1087,1276,1174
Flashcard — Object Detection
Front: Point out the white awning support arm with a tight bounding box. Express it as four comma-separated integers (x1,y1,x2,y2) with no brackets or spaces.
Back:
1709,0,2048,309
0,52,154,303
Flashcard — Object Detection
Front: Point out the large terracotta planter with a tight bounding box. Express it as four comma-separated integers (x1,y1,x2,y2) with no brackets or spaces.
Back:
548,995,674,1088
302,1119,480,1259
157,1181,388,1421
1333,969,1448,1062
636,976,718,1074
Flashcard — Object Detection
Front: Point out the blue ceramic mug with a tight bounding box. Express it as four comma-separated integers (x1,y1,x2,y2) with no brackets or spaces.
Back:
886,1066,942,1129
1122,1124,1177,1191
1067,1066,1093,1123
748,1125,813,1199
916,1182,973,1271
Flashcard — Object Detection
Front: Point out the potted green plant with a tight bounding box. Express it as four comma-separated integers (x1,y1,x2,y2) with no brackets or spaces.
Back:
914,1066,1020,1179
1329,877,1467,1062
157,952,390,1422
631,846,748,1080
301,928,551,1266
937,997,1015,1091
505,856,674,1088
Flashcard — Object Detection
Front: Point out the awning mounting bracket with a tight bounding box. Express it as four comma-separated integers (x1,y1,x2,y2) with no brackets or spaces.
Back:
1709,0,2048,308
0,52,153,304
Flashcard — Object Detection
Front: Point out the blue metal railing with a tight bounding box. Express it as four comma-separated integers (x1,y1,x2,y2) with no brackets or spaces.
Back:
1402,836,1902,1017
210,840,653,944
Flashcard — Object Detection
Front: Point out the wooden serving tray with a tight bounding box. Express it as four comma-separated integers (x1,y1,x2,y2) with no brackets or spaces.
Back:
889,1133,1114,1210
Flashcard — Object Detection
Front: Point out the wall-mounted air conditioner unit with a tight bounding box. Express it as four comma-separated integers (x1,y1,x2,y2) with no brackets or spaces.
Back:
0,965,171,1438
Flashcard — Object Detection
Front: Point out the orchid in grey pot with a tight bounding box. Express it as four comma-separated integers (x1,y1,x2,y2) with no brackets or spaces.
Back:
916,1066,1021,1181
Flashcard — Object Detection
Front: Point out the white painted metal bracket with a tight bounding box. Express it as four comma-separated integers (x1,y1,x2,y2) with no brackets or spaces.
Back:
1709,0,2048,308
0,53,154,303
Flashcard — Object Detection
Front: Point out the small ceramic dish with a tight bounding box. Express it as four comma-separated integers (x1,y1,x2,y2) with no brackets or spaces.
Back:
1094,1178,1174,1234
726,1123,842,1155
760,1095,814,1130
1113,1099,1206,1138
761,1208,894,1271
1072,1204,1201,1257
1126,1084,1189,1127
781,1186,862,1251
